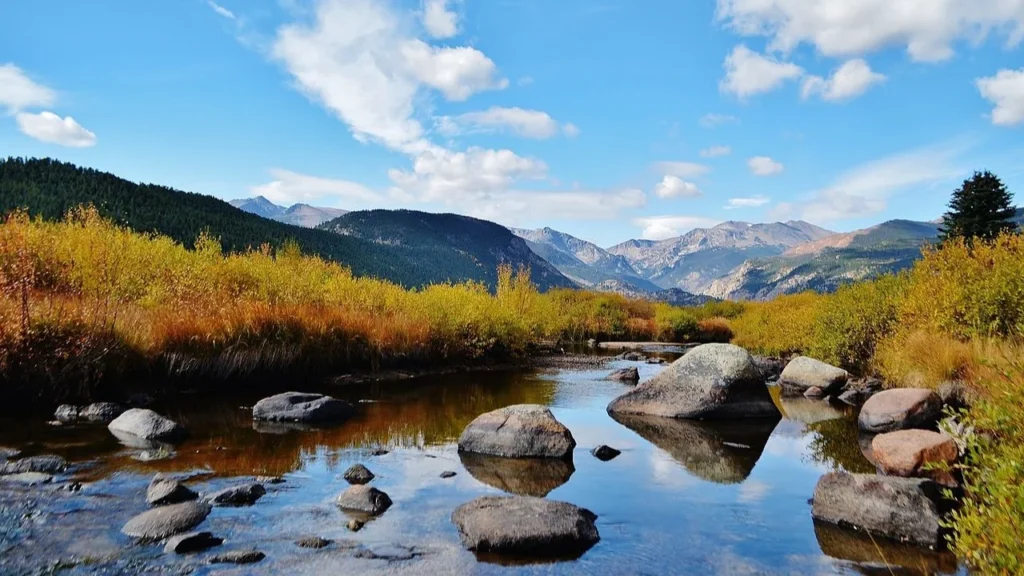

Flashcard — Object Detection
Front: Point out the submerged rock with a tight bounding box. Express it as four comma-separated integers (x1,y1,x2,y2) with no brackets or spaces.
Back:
458,404,576,459
208,550,265,564
814,521,958,574
122,501,212,540
440,470,457,479
858,389,943,433
460,452,574,497
347,519,365,532
205,483,266,506
0,455,67,475
591,445,621,461
164,531,223,554
108,409,187,442
0,447,21,460
618,351,646,362
607,344,779,419
606,367,640,383
336,485,392,515
0,472,53,485
452,496,599,558
343,464,375,485
147,475,198,506
252,392,354,423
871,430,958,486
296,536,332,549
811,472,949,548
779,356,848,396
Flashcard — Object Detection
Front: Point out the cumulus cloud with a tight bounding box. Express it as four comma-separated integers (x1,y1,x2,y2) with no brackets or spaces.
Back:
802,59,886,101
654,161,711,178
725,195,770,209
401,40,507,101
700,145,732,158
207,0,236,20
422,0,459,38
437,106,576,139
654,175,703,199
388,146,548,202
0,63,56,112
249,168,382,205
977,68,1024,126
634,215,721,240
720,44,803,98
462,187,646,225
699,113,739,127
716,0,1024,63
16,111,97,147
748,156,784,176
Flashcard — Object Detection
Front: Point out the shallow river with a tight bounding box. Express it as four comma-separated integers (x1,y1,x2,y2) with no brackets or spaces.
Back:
0,357,963,575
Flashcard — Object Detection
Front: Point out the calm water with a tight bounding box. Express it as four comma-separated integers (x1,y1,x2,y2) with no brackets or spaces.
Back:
0,359,962,575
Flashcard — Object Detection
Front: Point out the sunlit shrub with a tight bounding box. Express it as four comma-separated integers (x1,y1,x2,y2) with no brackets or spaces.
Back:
729,291,823,356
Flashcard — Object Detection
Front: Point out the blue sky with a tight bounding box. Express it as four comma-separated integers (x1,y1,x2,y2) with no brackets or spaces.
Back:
2,0,1023,247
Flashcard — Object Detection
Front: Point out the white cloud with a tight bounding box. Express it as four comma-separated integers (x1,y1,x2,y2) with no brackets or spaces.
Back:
389,146,548,202
0,63,56,112
401,40,507,101
699,113,739,127
720,44,803,98
562,122,580,137
207,0,236,20
977,68,1024,126
726,195,770,209
654,161,711,178
437,107,575,139
654,175,703,199
802,59,886,101
250,168,381,205
716,0,1024,63
517,76,534,87
748,156,784,176
16,111,96,147
634,215,722,240
461,188,646,224
422,0,459,38
700,145,732,158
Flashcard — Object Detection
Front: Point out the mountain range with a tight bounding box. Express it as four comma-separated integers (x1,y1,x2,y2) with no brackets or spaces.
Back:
230,196,347,228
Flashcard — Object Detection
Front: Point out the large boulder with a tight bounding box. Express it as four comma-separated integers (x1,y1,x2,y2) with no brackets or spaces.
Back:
606,344,778,419
147,475,198,506
336,485,392,516
79,402,125,423
779,356,848,396
811,472,949,548
452,496,599,558
458,405,575,459
871,430,958,486
108,409,187,442
606,367,639,383
858,389,943,433
251,392,354,423
54,405,79,423
459,452,574,497
122,501,212,540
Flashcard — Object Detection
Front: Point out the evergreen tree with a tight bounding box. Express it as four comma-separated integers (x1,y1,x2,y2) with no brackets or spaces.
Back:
939,170,1016,243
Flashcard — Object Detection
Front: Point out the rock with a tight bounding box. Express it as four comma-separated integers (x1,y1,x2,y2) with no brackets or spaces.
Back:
1,454,67,475
752,355,786,381
0,447,21,460
208,550,265,564
779,356,849,396
251,392,354,423
460,452,574,497
0,472,53,485
591,445,621,461
370,448,390,456
811,472,950,548
108,408,187,442
871,430,958,486
618,351,646,361
803,386,825,399
122,501,212,540
440,471,457,479
814,521,959,574
347,519,365,532
336,485,392,515
586,338,597,348
858,389,943,433
54,404,80,423
147,475,198,506
255,475,285,484
606,343,779,419
342,464,374,485
937,380,975,411
79,402,125,423
205,482,266,506
646,358,666,365
838,378,883,406
163,531,223,554
296,536,332,549
458,404,576,459
452,496,599,558
606,367,640,383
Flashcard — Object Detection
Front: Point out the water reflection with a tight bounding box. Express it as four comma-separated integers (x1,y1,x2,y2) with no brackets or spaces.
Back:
814,522,958,575
609,413,779,484
459,452,574,497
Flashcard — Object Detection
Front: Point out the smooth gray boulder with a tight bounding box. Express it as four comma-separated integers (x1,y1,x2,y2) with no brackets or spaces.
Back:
811,472,949,548
205,483,266,506
858,389,943,433
779,356,849,396
606,344,779,419
251,392,354,423
108,409,187,442
458,404,575,459
452,496,599,557
122,501,212,539
343,464,374,485
79,402,125,423
164,531,223,554
0,454,68,475
606,367,640,383
336,485,392,515
147,475,198,506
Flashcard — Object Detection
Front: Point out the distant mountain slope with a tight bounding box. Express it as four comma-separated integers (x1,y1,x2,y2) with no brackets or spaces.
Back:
0,157,560,290
231,196,348,228
607,220,835,292
511,227,660,291
320,210,576,291
593,279,717,306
